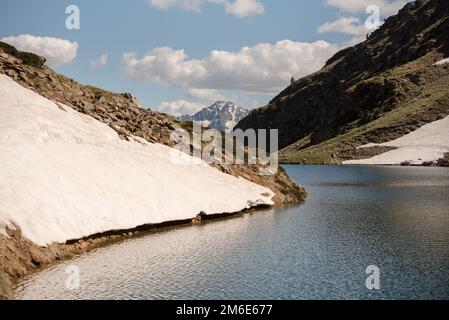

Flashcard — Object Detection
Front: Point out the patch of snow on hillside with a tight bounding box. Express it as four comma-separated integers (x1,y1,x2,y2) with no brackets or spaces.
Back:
434,58,449,66
0,74,274,246
344,116,449,165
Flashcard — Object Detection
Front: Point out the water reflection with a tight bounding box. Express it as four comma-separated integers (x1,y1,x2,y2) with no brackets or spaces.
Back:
14,166,449,300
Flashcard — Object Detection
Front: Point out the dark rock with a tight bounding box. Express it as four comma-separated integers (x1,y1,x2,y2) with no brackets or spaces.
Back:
192,212,208,224
437,153,449,167
122,93,133,100
0,41,46,68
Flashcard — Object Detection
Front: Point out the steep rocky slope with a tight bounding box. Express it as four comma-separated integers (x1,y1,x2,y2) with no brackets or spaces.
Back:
236,0,449,164
0,42,177,145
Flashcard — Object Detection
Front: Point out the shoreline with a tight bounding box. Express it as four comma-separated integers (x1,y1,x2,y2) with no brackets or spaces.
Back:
280,162,449,168
0,204,281,300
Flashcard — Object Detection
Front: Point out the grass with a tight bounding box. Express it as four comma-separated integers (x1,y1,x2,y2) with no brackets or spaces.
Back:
0,41,45,68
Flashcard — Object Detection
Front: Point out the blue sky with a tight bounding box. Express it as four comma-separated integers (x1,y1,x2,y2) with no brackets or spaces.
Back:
0,0,408,115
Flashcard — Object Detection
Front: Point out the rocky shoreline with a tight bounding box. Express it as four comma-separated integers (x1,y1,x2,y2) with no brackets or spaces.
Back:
0,204,286,300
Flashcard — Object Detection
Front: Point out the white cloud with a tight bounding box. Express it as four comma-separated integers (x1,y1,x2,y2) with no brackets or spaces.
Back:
188,88,226,101
159,100,206,117
225,0,264,17
318,17,369,36
148,0,202,11
147,0,264,18
123,47,207,87
319,1,408,43
325,0,407,16
1,34,78,67
90,53,108,68
122,40,339,94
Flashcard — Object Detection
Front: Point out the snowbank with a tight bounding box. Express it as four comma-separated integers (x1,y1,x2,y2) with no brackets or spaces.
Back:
0,75,274,246
344,116,449,165
434,58,449,66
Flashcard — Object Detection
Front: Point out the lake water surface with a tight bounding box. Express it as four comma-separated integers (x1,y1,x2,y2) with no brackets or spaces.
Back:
14,165,449,300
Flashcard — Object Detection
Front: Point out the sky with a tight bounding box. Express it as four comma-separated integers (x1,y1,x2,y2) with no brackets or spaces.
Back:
0,0,409,116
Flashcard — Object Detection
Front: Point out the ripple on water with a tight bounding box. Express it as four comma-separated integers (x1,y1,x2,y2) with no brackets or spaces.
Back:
14,166,449,300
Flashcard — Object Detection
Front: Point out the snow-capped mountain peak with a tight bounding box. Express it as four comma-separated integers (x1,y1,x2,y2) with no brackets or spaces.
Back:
180,101,250,132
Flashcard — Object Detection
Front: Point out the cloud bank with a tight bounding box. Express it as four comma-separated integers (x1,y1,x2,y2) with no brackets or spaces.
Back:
188,88,226,101
122,40,339,94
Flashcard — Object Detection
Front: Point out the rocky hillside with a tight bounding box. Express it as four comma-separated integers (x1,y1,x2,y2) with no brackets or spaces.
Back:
0,42,177,145
236,0,449,164
0,42,307,300
0,41,305,207
180,101,249,132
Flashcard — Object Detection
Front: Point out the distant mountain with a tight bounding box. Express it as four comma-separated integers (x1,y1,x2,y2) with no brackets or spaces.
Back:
180,101,250,132
236,0,449,165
